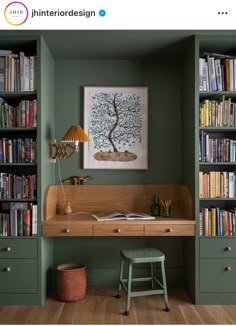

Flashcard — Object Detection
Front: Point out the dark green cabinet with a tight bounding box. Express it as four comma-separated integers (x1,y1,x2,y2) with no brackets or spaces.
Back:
200,238,236,258
0,35,44,305
200,258,236,293
195,35,236,304
0,238,37,258
0,258,38,293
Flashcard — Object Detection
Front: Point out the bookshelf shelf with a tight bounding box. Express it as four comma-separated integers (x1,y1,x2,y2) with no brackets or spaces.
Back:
199,197,236,201
0,235,38,239
0,128,37,131
200,235,236,239
0,198,37,202
0,163,37,166
200,91,236,100
199,162,236,165
0,91,37,98
199,127,236,132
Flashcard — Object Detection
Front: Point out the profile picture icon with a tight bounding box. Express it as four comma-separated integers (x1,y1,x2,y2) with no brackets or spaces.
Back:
4,1,28,26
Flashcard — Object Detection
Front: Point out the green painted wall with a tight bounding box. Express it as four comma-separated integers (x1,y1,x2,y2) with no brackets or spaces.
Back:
181,37,196,301
39,36,55,303
52,58,186,286
54,59,182,184
53,236,185,287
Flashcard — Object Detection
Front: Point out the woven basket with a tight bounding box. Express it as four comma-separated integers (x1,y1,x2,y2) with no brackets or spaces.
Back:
57,263,87,302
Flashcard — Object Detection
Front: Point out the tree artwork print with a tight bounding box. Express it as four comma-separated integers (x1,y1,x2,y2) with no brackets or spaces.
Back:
83,87,148,169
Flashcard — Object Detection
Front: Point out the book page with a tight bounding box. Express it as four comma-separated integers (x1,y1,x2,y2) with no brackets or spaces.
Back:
92,211,155,221
124,212,156,220
92,211,126,221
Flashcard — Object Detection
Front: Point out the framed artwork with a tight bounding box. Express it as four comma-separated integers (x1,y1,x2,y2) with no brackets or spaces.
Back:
83,86,148,170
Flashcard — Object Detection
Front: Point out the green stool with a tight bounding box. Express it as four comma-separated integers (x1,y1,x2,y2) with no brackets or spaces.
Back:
116,248,171,315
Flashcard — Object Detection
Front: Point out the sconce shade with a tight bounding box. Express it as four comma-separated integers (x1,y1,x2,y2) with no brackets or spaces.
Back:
61,125,90,143
50,125,90,162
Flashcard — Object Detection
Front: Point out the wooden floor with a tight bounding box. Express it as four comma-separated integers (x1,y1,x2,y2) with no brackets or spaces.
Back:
1,287,236,324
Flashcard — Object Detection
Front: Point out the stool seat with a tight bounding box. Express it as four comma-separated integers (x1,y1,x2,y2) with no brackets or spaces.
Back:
117,247,171,315
121,248,165,263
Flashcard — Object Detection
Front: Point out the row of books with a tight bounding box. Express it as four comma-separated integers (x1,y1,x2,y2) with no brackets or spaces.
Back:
199,53,236,92
0,202,37,237
199,171,236,198
0,100,37,128
0,137,37,163
199,98,236,127
0,173,36,200
199,132,236,163
0,51,37,92
199,207,236,236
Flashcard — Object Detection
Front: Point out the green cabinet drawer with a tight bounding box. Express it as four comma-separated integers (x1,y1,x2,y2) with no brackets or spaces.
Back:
0,239,37,258
200,238,236,258
0,259,37,293
200,258,236,292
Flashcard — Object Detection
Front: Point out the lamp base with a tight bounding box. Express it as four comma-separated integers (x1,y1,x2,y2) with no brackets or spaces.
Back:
64,202,72,215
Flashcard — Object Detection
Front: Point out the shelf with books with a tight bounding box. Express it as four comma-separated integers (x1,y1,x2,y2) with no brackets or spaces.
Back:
0,38,40,304
0,201,37,237
196,39,236,304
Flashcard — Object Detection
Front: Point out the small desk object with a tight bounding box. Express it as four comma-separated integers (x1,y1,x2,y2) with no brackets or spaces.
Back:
42,184,195,237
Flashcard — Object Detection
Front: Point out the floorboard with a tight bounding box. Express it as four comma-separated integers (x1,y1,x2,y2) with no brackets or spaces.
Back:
0,287,236,324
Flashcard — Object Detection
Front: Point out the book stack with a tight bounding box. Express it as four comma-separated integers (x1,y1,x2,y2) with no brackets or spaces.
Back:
199,131,236,163
199,52,236,92
0,137,37,163
199,98,236,127
0,202,37,237
0,99,37,128
0,50,37,92
0,173,37,200
200,207,236,236
199,171,236,198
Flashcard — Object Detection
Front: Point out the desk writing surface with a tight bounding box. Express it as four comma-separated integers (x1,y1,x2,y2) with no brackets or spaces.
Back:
42,215,195,236
43,184,195,236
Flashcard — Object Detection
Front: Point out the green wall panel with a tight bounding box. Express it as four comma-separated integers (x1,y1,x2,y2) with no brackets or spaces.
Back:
52,57,185,286
54,59,182,184
53,236,185,287
39,36,55,303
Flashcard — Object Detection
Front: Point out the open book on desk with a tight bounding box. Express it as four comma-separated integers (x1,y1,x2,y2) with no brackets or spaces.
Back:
92,211,156,221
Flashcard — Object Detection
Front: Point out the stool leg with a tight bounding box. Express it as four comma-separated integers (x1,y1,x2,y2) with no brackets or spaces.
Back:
151,262,155,288
124,263,132,316
116,257,124,298
161,260,171,312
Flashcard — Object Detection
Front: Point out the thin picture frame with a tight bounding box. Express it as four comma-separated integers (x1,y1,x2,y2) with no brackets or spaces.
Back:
83,86,148,170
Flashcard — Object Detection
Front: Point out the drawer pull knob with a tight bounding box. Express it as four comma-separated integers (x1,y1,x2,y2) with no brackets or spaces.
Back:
225,246,231,251
225,266,231,272
5,267,11,272
65,229,70,233
115,229,121,233
166,228,173,233
5,247,11,252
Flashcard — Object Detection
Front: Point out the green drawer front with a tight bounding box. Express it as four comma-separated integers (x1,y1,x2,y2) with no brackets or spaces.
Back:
0,239,37,258
200,238,236,258
0,259,37,293
200,259,236,292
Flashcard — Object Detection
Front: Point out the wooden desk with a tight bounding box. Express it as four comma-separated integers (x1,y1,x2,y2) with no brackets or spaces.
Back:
42,215,195,236
42,184,195,237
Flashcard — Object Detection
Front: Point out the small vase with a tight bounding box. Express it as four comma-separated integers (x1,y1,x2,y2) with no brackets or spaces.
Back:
64,202,72,215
